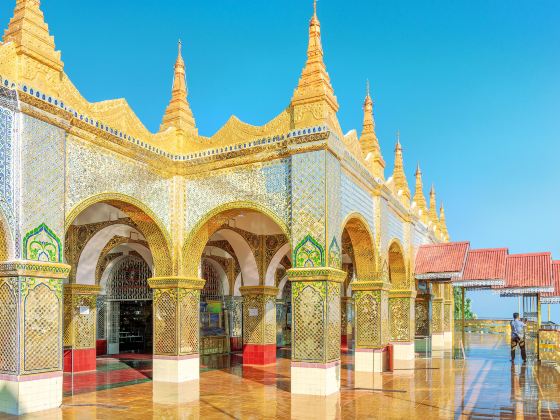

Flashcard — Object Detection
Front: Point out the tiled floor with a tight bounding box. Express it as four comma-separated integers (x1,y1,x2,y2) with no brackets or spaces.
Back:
5,334,560,419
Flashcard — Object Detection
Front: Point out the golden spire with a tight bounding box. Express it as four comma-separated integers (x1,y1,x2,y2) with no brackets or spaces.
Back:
413,163,428,219
3,0,63,72
290,0,340,131
428,184,439,226
439,202,449,239
392,132,410,204
360,80,385,179
160,40,197,135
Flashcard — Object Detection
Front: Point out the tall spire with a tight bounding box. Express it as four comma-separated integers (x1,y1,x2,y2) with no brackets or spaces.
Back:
290,1,340,131
160,40,197,135
3,0,63,73
392,132,410,205
360,80,385,179
413,164,428,220
439,202,449,239
428,184,439,227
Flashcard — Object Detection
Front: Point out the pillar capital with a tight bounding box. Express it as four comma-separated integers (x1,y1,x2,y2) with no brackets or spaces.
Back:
351,280,391,291
287,267,346,283
148,276,205,290
389,289,417,299
63,283,101,295
0,260,70,279
239,285,278,296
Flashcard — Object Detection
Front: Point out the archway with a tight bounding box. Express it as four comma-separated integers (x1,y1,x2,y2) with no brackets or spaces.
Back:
341,214,377,352
62,195,173,384
183,203,291,365
388,240,407,289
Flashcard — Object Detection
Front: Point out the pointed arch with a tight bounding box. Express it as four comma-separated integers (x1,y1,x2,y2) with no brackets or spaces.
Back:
388,239,408,289
65,193,173,276
340,212,377,281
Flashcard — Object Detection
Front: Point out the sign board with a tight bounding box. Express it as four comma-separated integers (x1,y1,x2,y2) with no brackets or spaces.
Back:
248,308,259,317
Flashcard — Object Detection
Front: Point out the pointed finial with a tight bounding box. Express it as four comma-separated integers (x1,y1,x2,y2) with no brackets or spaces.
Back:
415,162,421,176
178,38,182,55
366,79,370,98
395,130,402,151
314,0,318,16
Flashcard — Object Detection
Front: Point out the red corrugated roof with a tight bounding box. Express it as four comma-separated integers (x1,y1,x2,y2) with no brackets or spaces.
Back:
415,241,470,275
461,248,508,281
503,252,552,289
542,261,560,297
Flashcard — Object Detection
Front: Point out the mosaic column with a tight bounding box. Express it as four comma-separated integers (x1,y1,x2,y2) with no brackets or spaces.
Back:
341,296,353,350
63,284,100,373
224,295,243,351
443,283,454,349
389,290,416,366
148,276,205,383
239,286,278,365
431,283,445,351
0,261,70,415
289,267,344,395
353,279,390,373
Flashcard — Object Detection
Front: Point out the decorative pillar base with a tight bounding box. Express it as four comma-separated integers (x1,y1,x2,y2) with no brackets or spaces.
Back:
243,344,276,365
355,348,388,373
152,379,200,404
291,361,340,396
443,331,453,349
239,286,278,366
152,355,199,383
63,348,97,372
0,373,62,415
391,341,415,361
432,333,445,351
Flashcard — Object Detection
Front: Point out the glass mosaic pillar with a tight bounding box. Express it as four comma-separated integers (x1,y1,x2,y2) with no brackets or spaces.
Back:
353,279,390,373
63,284,100,373
389,290,416,366
224,295,243,351
0,261,70,415
239,286,278,365
148,276,205,383
289,267,345,395
341,296,353,350
443,283,454,349
431,283,445,351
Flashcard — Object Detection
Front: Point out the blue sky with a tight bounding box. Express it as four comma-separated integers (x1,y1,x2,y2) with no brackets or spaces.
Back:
2,1,559,320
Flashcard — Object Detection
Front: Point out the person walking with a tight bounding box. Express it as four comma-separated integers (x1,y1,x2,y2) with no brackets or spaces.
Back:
510,313,527,363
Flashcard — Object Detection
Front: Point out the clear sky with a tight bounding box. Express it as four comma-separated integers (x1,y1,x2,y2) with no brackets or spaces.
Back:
2,1,559,320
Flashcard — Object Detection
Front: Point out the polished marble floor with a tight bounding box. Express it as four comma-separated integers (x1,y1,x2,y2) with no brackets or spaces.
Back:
5,334,560,419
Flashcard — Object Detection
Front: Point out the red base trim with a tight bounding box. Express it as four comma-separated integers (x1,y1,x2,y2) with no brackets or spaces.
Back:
341,334,348,351
242,344,276,365
230,337,243,352
64,348,97,373
96,339,107,356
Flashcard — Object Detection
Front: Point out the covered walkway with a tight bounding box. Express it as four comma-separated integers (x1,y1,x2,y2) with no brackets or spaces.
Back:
6,334,559,419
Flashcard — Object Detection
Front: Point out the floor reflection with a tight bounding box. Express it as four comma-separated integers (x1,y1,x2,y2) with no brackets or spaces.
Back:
18,334,559,419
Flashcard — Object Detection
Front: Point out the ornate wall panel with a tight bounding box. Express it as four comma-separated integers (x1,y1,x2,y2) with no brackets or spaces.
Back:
185,158,291,232
242,293,276,345
0,105,14,232
291,152,325,265
341,171,375,235
224,296,242,337
73,295,97,349
179,289,200,354
355,290,380,348
66,136,171,232
415,299,430,337
20,115,65,255
326,152,341,269
432,299,444,334
0,279,18,374
96,295,106,339
153,289,177,354
326,282,341,361
23,280,62,373
389,297,413,342
292,281,325,362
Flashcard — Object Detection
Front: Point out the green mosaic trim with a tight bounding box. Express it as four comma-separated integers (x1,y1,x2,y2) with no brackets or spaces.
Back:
23,223,62,263
328,237,341,269
291,281,327,300
293,234,324,268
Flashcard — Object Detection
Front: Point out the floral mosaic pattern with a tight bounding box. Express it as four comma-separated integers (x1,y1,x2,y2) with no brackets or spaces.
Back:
23,223,62,263
294,235,324,268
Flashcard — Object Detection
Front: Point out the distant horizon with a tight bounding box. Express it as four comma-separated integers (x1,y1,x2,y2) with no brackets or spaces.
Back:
2,0,558,321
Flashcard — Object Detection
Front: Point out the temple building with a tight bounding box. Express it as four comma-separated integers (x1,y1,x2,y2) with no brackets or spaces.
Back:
0,0,460,415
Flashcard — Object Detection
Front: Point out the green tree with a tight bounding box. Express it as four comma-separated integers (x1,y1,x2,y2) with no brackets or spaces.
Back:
453,287,476,319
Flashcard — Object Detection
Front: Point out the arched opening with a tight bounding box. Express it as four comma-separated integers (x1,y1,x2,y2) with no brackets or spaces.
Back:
63,195,173,389
388,240,407,289
183,203,291,364
341,214,377,352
